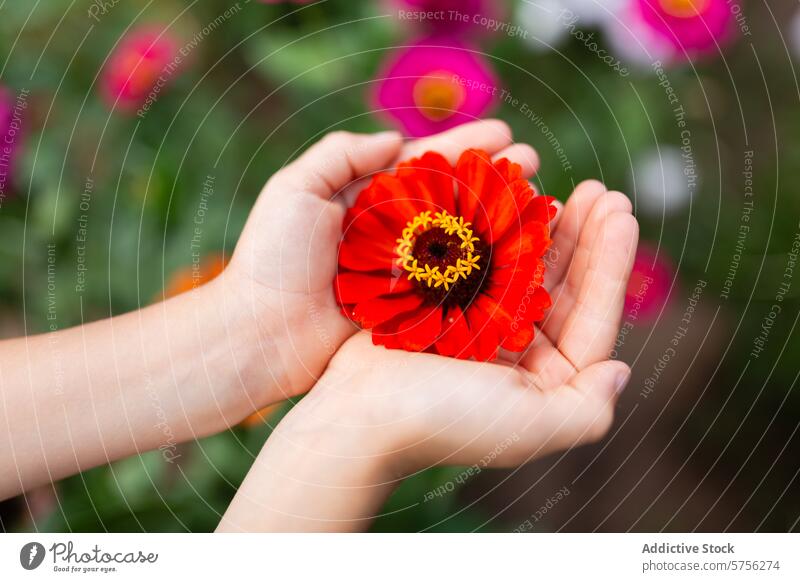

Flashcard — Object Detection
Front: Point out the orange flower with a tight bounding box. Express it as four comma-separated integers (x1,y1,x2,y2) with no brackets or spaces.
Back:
163,254,227,299
240,404,281,428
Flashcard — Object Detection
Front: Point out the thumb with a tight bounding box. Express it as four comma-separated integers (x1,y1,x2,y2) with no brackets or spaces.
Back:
272,130,403,200
556,360,631,446
570,359,631,403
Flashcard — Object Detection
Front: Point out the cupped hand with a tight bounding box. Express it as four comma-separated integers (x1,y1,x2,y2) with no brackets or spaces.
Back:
218,120,525,407
285,178,639,473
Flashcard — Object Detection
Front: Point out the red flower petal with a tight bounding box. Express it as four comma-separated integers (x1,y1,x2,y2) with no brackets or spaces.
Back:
397,305,443,352
518,195,558,225
478,179,535,244
528,286,553,320
397,151,457,215
373,316,404,349
334,272,412,304
493,221,551,267
490,256,544,289
494,157,523,182
354,174,425,223
474,294,516,334
455,149,494,223
352,293,423,327
434,306,474,360
338,233,398,272
344,205,402,241
501,325,535,352
465,304,501,361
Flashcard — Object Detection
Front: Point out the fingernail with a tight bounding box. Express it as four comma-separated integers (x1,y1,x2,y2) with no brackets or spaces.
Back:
615,369,631,396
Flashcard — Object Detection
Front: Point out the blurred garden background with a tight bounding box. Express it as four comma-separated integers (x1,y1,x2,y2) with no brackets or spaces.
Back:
1,0,799,532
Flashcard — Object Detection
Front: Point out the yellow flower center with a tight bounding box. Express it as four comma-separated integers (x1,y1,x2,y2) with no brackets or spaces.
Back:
412,71,466,122
658,0,709,18
396,210,482,292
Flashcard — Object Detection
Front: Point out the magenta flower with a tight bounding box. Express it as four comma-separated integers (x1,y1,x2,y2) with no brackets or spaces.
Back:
0,86,24,200
634,0,735,58
101,26,181,114
392,0,504,35
604,0,735,65
625,244,674,321
373,38,498,137
638,0,734,53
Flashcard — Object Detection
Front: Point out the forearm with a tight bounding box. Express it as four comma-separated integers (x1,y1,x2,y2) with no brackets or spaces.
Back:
0,276,278,499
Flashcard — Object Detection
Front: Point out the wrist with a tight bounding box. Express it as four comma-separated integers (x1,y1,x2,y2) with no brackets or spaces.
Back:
219,387,404,532
206,269,355,412
279,361,423,480
168,276,279,430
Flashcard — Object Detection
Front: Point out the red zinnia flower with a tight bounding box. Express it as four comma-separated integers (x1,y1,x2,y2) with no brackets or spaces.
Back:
335,149,556,362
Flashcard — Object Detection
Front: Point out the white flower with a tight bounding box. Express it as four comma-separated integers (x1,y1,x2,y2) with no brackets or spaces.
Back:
791,9,800,60
515,0,570,51
631,146,695,216
602,5,674,68
561,0,626,25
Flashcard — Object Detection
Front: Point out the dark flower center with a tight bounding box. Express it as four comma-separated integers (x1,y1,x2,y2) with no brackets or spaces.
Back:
396,210,490,310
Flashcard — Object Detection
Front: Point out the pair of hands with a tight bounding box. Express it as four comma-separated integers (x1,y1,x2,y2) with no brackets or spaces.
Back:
212,119,638,529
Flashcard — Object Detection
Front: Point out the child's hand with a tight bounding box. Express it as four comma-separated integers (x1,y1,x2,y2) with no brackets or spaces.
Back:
219,120,526,406
219,173,639,531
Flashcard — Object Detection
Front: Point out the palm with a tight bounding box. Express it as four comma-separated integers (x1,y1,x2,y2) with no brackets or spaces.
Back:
226,123,542,398
326,179,638,469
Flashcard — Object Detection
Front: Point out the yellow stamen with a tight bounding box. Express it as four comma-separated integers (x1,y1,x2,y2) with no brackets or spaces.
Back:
396,210,483,291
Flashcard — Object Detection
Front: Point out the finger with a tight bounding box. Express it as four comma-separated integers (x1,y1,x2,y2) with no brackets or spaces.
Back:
542,360,631,451
556,211,639,370
271,130,403,199
543,190,631,341
402,119,513,162
491,359,629,464
547,198,564,230
544,180,608,291
492,143,540,178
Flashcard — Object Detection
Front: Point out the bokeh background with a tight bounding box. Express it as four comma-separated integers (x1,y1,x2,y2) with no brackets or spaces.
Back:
1,0,799,532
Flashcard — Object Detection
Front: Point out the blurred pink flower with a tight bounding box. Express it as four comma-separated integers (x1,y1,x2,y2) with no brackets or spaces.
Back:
637,0,734,53
625,244,674,321
611,0,735,63
392,0,504,35
101,26,181,113
373,37,498,137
